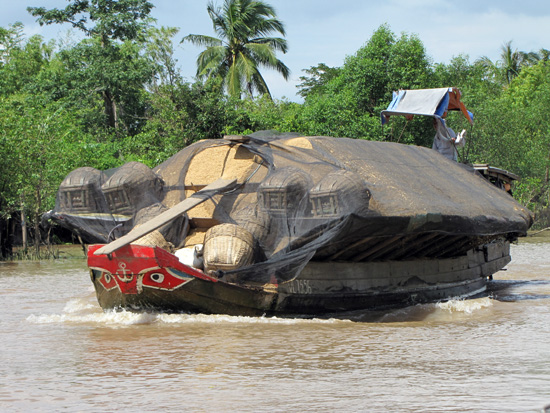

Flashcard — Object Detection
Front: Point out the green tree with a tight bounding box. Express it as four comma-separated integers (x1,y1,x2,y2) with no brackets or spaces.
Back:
520,48,550,66
499,41,524,84
222,94,303,135
468,61,550,224
0,22,25,63
0,26,54,96
126,79,230,165
39,37,155,135
0,93,121,256
296,63,340,99
145,26,182,89
27,0,155,132
433,55,502,106
479,41,523,84
27,0,154,44
182,0,290,99
298,24,432,142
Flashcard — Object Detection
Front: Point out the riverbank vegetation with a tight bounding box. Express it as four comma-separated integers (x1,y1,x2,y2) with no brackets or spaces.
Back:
1,0,549,258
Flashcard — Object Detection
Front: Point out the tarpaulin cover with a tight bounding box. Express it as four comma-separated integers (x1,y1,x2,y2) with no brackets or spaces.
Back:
381,87,474,124
49,131,533,283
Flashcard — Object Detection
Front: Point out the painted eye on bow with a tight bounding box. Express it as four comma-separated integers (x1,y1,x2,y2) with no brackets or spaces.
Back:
150,273,165,283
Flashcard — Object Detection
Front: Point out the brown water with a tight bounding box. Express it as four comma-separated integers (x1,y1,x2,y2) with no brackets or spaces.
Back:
1,235,550,412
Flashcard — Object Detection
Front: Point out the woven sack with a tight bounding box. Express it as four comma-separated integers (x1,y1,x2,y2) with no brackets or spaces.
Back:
234,206,271,245
134,229,174,252
203,224,255,272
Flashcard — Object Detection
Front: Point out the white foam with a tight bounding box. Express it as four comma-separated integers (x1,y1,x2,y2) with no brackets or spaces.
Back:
26,302,347,326
26,294,495,326
156,313,345,325
26,309,158,326
436,297,493,314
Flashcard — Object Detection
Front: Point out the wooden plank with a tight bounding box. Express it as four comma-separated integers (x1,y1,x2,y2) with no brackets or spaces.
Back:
421,235,463,257
351,235,401,262
437,236,470,258
367,234,417,261
94,178,237,256
385,232,441,261
473,164,520,181
327,237,375,261
407,233,448,258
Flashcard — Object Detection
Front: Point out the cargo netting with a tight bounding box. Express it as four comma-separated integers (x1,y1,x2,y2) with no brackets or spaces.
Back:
49,131,533,283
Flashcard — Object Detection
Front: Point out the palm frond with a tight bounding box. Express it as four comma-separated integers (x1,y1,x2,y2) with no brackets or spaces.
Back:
273,59,290,80
182,34,222,48
236,50,258,79
227,59,244,98
249,36,287,53
251,17,286,37
196,45,227,78
251,71,271,98
245,43,290,79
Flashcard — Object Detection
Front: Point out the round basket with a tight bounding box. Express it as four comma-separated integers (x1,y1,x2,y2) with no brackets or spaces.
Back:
203,224,255,273
234,206,271,245
134,229,174,252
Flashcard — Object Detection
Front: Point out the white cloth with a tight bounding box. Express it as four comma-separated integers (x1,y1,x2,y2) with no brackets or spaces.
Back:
432,119,465,161
174,244,204,269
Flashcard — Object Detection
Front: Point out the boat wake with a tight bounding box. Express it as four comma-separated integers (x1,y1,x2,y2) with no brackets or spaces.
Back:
27,287,523,326
25,298,348,326
436,296,493,313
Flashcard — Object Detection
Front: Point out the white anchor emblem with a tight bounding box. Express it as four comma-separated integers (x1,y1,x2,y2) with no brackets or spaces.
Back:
115,262,133,283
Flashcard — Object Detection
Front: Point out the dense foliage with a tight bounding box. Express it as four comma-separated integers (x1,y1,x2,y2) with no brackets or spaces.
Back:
1,4,549,256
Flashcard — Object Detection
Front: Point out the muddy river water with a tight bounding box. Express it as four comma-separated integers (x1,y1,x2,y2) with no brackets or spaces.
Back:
1,234,549,412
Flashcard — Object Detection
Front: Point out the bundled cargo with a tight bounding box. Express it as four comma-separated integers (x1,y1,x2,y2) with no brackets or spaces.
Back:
48,89,534,316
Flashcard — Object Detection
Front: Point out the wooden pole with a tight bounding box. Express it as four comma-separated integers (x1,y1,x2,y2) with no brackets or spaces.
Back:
20,196,27,251
546,142,549,210
545,143,549,184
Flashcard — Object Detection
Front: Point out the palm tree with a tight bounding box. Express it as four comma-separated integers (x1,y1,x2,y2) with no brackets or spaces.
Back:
477,41,549,85
520,47,550,65
182,0,290,99
478,41,523,85
499,41,524,84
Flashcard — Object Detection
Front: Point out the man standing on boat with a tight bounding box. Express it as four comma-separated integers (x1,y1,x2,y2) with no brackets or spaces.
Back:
432,116,466,161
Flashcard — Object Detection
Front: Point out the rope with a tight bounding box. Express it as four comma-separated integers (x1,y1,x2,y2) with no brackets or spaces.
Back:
396,119,410,143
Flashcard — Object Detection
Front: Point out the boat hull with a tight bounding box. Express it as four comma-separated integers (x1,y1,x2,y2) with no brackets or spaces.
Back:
88,241,510,316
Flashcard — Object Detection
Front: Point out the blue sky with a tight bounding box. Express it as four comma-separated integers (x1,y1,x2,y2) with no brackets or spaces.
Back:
2,0,550,101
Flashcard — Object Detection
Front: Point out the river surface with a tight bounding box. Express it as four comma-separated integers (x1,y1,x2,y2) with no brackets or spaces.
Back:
1,234,550,412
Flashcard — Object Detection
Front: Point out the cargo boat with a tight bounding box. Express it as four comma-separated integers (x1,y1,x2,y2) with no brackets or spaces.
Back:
47,89,533,316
